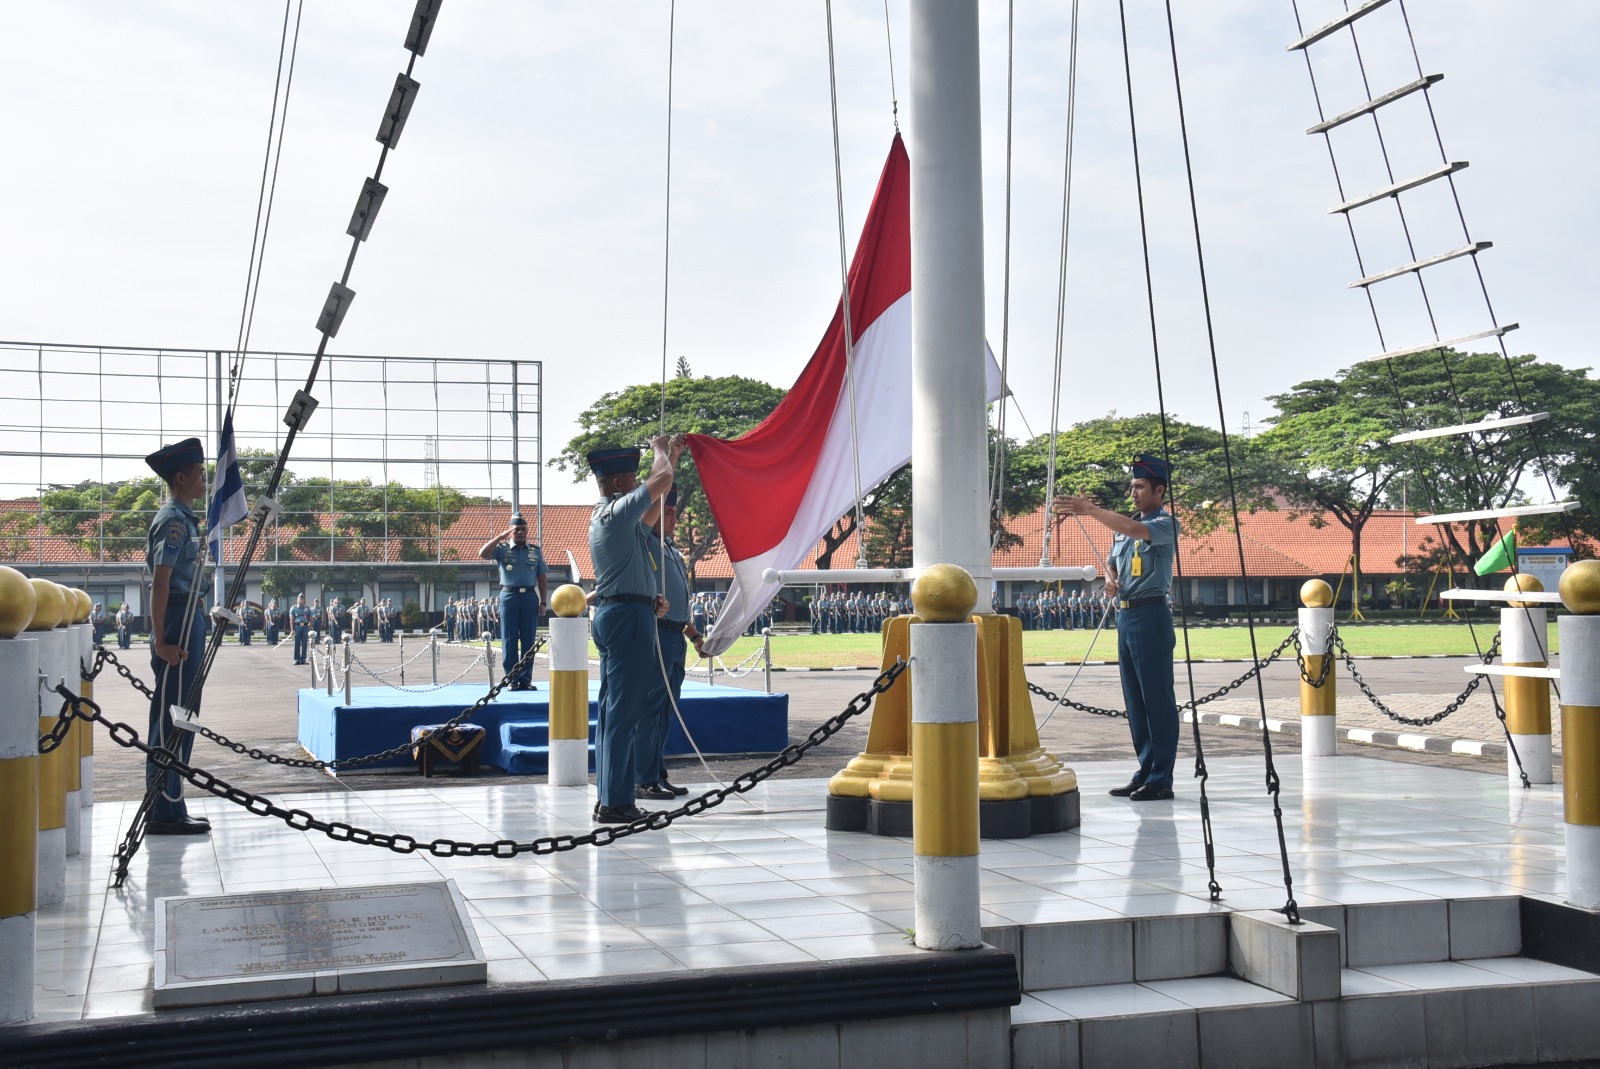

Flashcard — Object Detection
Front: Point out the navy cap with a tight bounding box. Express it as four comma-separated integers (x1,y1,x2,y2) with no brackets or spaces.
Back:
510,512,527,527
665,483,678,507
587,447,641,478
1131,453,1170,484
145,437,205,479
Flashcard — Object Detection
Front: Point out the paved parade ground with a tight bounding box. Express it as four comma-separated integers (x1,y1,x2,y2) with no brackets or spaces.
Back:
79,630,1546,806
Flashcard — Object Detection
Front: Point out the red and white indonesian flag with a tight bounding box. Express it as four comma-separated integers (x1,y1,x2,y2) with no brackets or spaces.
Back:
688,135,1002,654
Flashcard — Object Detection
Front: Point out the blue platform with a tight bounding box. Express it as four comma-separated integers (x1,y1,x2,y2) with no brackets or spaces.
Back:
297,680,789,775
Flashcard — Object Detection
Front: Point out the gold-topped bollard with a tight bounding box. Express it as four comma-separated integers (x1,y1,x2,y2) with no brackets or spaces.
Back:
59,589,85,859
1558,560,1600,909
908,565,981,950
546,584,591,787
1502,574,1553,785
1299,579,1337,757
26,579,67,908
0,567,39,1023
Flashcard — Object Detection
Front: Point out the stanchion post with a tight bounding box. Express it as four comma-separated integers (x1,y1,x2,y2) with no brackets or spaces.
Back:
0,566,39,1023
27,581,67,910
762,627,772,694
1559,561,1600,909
325,636,334,697
1298,579,1337,757
430,631,439,685
58,620,81,859
1503,574,1553,785
77,618,93,807
910,565,982,951
343,637,353,706
484,634,494,688
309,630,319,688
399,632,406,687
546,585,590,786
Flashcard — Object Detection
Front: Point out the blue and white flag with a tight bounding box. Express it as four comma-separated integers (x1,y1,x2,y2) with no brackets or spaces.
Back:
206,411,248,561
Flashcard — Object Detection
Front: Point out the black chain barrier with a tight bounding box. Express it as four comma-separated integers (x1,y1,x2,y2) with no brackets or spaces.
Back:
51,659,906,861
1026,631,1301,719
93,641,543,771
1334,632,1500,729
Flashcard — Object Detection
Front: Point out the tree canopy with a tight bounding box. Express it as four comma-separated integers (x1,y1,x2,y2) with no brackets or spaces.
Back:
552,374,787,574
1259,350,1600,580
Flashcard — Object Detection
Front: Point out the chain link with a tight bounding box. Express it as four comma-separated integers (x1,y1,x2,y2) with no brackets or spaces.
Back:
53,659,907,859
1026,631,1299,719
38,705,74,753
1335,631,1500,728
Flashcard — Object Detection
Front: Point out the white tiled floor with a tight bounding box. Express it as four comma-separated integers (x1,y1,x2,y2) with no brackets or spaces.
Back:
31,755,1573,1022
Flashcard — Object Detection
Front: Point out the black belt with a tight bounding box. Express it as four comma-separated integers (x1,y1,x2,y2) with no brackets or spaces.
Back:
658,619,688,633
502,586,538,595
599,593,655,606
1118,596,1167,609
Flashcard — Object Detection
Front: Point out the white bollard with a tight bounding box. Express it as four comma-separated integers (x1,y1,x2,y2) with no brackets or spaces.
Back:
547,614,591,787
0,636,40,1023
77,622,94,807
910,568,982,952
1299,582,1337,758
343,637,353,706
1501,603,1553,785
1559,595,1600,910
33,629,66,908
58,626,81,857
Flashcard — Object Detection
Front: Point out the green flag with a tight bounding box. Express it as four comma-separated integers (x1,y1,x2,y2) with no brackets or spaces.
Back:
1474,525,1517,576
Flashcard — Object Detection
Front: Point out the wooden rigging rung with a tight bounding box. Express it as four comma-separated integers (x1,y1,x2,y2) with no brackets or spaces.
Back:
1353,324,1518,366
1330,162,1468,215
1350,241,1493,289
1467,663,1561,680
1308,74,1444,135
1417,502,1579,525
1287,0,1398,51
1389,412,1549,444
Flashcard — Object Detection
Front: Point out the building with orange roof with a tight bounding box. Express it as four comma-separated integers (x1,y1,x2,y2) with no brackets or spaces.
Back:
0,493,1520,626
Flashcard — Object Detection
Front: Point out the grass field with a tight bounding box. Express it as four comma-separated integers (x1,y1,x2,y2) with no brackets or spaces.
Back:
690,621,1552,670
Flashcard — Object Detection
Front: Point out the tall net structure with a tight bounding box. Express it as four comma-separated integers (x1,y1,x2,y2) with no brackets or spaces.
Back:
0,341,542,596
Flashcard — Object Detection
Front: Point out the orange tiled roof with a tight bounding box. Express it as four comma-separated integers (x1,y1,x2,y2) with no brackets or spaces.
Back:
0,497,1563,581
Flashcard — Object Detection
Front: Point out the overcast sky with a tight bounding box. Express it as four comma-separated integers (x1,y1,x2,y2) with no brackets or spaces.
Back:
1,1,1594,506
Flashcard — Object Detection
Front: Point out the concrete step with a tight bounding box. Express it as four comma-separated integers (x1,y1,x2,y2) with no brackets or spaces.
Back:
1003,897,1600,1068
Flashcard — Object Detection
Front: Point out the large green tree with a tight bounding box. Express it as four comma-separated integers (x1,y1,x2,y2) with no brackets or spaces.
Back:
38,477,166,561
1261,350,1600,594
553,374,787,576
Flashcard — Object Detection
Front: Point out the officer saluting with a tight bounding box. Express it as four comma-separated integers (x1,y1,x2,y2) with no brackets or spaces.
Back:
480,512,549,691
588,435,684,824
1055,453,1181,802
143,437,214,835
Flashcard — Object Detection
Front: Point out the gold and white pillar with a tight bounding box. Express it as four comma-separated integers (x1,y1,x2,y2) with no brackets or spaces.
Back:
1502,574,1553,785
546,584,591,787
910,565,982,951
1559,560,1600,909
1299,579,1337,757
26,579,66,908
0,566,38,1024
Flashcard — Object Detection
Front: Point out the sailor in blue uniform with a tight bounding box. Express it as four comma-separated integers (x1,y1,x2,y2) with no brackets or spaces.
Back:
636,485,702,801
290,593,313,664
265,597,280,645
588,435,685,824
143,437,213,835
481,512,549,690
1055,453,1181,801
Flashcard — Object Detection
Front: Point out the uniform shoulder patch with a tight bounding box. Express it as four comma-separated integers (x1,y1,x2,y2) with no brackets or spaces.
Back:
166,521,186,547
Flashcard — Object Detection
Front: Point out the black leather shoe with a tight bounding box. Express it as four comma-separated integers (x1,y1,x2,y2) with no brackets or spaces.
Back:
1108,780,1142,797
593,804,651,824
1129,785,1175,802
660,779,688,797
635,783,675,801
148,816,210,836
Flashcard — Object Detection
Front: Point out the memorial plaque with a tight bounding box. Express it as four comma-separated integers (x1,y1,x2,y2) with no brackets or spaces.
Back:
154,880,486,1008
